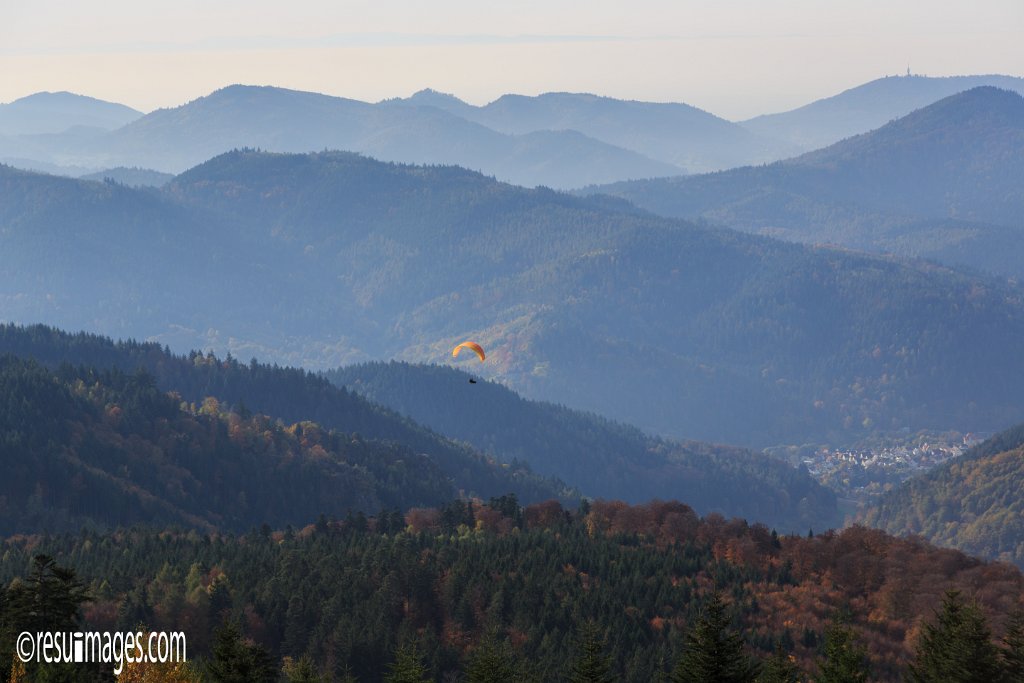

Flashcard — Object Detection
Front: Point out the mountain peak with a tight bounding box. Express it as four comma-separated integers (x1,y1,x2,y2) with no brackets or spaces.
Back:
407,88,469,106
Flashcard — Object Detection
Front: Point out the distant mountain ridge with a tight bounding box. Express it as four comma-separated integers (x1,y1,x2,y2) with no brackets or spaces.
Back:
0,91,142,136
395,88,797,173
741,73,1024,150
0,85,681,188
591,87,1024,279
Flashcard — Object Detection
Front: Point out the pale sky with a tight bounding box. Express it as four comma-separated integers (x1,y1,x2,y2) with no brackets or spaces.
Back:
1,0,1022,120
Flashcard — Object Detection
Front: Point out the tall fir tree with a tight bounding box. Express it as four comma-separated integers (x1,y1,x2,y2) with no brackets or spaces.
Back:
465,632,522,683
671,592,759,683
816,617,868,683
205,621,277,683
282,655,323,683
384,645,431,683
757,641,802,683
1002,610,1024,683
908,590,1002,683
568,621,616,683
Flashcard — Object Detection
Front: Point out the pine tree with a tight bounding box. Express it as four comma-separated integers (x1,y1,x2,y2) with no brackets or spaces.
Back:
568,621,616,683
282,655,322,683
384,645,430,683
815,617,867,683
465,633,520,682
757,641,801,683
908,590,1002,683
1002,610,1024,683
671,592,759,683
206,621,277,683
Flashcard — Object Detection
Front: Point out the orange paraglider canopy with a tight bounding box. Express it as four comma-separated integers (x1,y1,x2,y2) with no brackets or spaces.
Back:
452,341,486,362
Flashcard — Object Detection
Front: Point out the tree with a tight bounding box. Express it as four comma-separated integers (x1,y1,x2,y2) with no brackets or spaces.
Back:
908,590,1001,683
816,617,867,683
384,645,430,683
568,621,616,683
205,622,276,683
757,641,801,683
8,555,90,632
671,592,758,683
465,633,520,683
282,655,322,683
1002,610,1024,683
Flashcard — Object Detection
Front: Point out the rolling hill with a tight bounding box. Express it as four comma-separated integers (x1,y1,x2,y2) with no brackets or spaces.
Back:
593,87,1024,279
861,422,1024,567
3,151,1024,449
0,324,569,516
741,73,1024,151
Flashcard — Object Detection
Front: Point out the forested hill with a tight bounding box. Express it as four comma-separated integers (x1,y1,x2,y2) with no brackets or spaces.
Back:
0,324,568,514
328,361,838,530
591,87,1024,280
862,422,1024,567
0,354,463,534
5,151,1024,447
4,502,1023,681
0,324,835,531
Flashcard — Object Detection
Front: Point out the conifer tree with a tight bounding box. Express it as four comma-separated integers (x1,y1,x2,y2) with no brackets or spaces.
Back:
283,655,322,683
757,641,801,683
384,645,430,683
671,592,759,683
568,621,616,683
815,617,867,683
206,621,276,683
465,632,520,683
1002,610,1024,683
908,590,1001,683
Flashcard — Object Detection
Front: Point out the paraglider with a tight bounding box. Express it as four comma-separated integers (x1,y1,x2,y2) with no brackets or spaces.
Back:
452,341,485,362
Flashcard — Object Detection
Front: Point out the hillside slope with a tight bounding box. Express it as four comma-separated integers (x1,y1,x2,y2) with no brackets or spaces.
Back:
328,361,838,529
0,354,462,534
862,422,1024,566
0,325,568,513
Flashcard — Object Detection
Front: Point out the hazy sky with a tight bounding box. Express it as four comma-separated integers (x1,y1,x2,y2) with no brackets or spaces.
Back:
1,0,1022,120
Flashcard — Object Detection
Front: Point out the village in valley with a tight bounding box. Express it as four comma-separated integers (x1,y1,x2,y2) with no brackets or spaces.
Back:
766,431,986,505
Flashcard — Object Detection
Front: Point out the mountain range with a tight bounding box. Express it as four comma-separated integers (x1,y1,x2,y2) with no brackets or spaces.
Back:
391,88,796,173
592,87,1024,280
5,74,1023,189
0,86,681,188
3,150,1024,447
